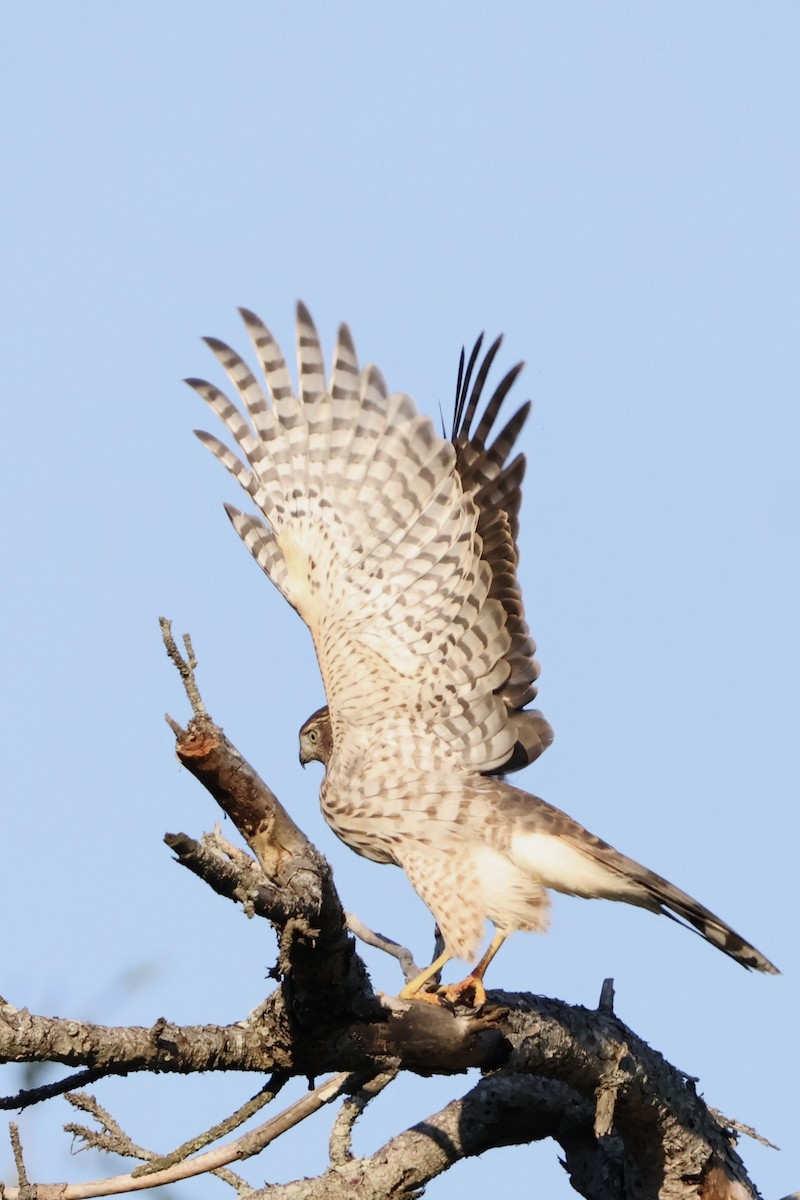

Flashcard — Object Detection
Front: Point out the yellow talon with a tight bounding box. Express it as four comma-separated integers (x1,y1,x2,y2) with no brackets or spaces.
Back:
398,949,451,1000
397,931,507,1008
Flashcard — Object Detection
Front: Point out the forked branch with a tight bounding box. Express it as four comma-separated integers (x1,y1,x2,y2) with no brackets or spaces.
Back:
0,624,776,1200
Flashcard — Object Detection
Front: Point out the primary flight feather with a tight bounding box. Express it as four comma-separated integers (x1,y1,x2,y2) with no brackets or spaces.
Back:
189,303,777,1001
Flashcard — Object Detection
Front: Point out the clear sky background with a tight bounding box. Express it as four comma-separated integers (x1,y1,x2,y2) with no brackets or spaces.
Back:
1,4,797,1197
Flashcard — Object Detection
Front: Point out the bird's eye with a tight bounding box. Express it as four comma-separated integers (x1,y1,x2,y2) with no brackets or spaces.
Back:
308,729,318,743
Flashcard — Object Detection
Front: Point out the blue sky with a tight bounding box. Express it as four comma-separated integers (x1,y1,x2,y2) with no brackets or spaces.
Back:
1,4,797,1196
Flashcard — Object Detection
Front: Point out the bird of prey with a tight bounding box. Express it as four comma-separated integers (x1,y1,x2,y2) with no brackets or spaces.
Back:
189,303,778,1003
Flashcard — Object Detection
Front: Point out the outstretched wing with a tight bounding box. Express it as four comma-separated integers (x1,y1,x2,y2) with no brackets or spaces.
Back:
452,336,553,772
189,304,520,773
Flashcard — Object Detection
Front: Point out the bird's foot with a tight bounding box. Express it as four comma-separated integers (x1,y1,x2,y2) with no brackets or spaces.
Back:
436,973,487,1012
397,973,487,1012
397,977,441,1003
403,987,447,1006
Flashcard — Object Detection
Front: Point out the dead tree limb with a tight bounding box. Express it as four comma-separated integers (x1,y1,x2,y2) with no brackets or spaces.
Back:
0,624,777,1200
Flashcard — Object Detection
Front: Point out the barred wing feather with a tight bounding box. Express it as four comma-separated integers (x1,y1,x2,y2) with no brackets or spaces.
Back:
452,335,553,770
189,304,518,773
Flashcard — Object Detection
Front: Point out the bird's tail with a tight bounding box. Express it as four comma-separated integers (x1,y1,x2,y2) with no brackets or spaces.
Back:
643,870,779,974
511,796,779,974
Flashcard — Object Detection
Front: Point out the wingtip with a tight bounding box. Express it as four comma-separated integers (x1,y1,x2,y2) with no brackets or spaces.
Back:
363,362,388,397
296,298,315,327
223,501,243,523
468,332,486,359
337,321,356,355
238,306,260,327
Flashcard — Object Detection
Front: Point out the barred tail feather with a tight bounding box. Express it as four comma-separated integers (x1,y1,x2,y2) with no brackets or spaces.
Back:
650,877,779,974
512,806,779,975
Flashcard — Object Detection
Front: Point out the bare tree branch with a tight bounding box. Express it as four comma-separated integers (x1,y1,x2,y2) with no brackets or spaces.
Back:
0,996,293,1078
250,1074,631,1200
0,624,777,1200
328,1070,399,1167
131,1074,290,1175
2,1073,358,1200
9,1122,30,1192
64,1090,252,1195
1,1067,117,1112
706,1108,779,1152
343,916,420,983
160,617,206,718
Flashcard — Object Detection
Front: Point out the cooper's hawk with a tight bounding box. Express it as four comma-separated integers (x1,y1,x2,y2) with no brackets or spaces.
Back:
190,303,777,1002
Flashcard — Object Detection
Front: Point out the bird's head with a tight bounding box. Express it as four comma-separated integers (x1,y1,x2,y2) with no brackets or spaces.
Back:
299,705,333,768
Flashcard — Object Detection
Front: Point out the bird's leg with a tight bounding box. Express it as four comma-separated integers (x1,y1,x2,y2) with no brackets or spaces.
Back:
398,932,508,1008
397,949,452,1000
437,930,507,1010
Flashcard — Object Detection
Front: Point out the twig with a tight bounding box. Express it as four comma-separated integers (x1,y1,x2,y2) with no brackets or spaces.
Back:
328,1070,398,1165
344,914,419,982
1,1067,117,1111
2,1073,355,1200
159,617,207,718
66,1092,151,1161
706,1106,780,1151
133,1073,289,1175
597,977,615,1015
8,1124,29,1189
206,824,253,868
65,1091,255,1194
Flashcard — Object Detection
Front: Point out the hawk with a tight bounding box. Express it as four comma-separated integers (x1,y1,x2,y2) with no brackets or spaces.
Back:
189,303,777,1002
